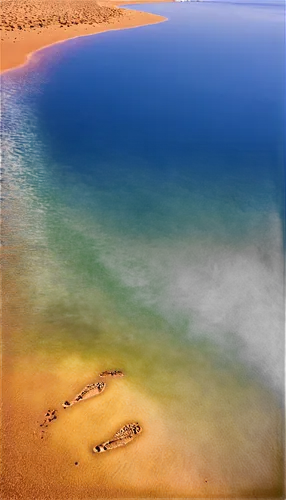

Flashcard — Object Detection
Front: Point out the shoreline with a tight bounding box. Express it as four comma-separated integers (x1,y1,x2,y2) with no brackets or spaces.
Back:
0,2,169,75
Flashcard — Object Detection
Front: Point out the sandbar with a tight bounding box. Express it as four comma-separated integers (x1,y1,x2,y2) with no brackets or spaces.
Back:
0,0,169,74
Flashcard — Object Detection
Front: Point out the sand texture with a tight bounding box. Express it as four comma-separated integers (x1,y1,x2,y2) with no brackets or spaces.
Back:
0,0,167,72
0,0,123,30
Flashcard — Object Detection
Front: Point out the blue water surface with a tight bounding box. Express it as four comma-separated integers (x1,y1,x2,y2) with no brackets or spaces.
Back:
3,1,285,239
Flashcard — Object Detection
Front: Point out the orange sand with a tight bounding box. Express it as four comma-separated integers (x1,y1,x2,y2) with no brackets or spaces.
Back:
2,241,282,498
0,0,169,73
1,228,283,498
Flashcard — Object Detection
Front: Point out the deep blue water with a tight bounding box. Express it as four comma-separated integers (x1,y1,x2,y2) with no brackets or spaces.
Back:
7,2,280,244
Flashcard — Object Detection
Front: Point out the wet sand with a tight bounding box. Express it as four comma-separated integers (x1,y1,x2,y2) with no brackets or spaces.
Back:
0,0,168,73
2,282,283,500
1,188,283,499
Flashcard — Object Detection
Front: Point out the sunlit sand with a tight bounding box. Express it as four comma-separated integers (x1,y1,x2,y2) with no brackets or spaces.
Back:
2,227,283,497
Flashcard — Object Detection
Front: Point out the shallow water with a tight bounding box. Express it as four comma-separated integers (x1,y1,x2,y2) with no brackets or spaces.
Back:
2,1,285,497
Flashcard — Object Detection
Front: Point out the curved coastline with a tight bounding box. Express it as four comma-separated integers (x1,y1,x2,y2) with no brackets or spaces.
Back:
0,2,168,75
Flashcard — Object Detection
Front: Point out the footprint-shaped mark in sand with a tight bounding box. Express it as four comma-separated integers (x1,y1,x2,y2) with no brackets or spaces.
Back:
99,370,124,378
38,409,58,439
38,370,129,452
93,422,142,453
62,381,106,409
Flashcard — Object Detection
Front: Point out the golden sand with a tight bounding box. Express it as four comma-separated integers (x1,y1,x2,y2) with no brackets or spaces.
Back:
0,0,168,73
1,352,283,499
1,244,283,498
1,236,283,497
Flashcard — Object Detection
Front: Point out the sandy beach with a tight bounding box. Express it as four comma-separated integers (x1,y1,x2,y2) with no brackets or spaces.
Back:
0,0,168,73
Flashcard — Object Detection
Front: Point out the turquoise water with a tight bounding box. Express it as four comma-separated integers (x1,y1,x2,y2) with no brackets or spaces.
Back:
2,1,285,493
